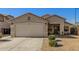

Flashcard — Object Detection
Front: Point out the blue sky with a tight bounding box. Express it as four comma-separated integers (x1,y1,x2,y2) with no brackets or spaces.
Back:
0,8,78,24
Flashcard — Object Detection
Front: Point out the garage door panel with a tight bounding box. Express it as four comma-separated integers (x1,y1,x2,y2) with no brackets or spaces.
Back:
29,23,44,36
16,23,30,36
15,22,46,37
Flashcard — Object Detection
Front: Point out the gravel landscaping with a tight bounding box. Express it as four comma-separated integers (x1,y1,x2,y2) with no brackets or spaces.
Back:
42,35,79,51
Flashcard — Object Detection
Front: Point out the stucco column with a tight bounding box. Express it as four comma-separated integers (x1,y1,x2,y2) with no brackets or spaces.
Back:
46,23,48,37
11,24,16,37
68,26,71,34
0,22,2,35
60,24,64,35
0,27,2,37
43,23,48,37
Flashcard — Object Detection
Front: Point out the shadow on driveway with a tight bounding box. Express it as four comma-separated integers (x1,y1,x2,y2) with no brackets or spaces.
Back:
0,40,11,42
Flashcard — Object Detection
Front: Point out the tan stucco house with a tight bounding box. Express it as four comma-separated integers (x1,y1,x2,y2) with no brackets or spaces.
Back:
11,13,48,37
0,14,14,35
11,13,73,37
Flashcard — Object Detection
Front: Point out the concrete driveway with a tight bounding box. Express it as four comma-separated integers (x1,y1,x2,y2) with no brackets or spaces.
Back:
0,36,43,51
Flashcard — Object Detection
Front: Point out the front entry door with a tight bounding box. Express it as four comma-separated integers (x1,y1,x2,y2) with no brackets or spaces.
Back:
53,24,60,35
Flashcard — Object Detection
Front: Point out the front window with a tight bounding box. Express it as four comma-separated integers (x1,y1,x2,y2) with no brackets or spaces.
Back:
64,26,69,31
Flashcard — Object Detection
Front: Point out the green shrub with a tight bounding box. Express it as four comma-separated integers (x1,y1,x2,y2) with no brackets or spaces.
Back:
0,33,2,38
48,35,56,40
48,35,57,47
49,40,57,47
0,36,2,38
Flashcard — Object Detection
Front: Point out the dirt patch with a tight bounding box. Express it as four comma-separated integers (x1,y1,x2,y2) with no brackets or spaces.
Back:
42,36,79,51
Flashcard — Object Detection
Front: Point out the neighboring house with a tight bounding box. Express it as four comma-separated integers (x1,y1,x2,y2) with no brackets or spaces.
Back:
11,13,48,37
11,13,73,37
76,23,79,35
77,25,79,35
64,22,73,35
0,14,14,35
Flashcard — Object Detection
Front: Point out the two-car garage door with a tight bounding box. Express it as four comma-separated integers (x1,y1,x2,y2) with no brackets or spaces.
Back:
15,22,46,37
